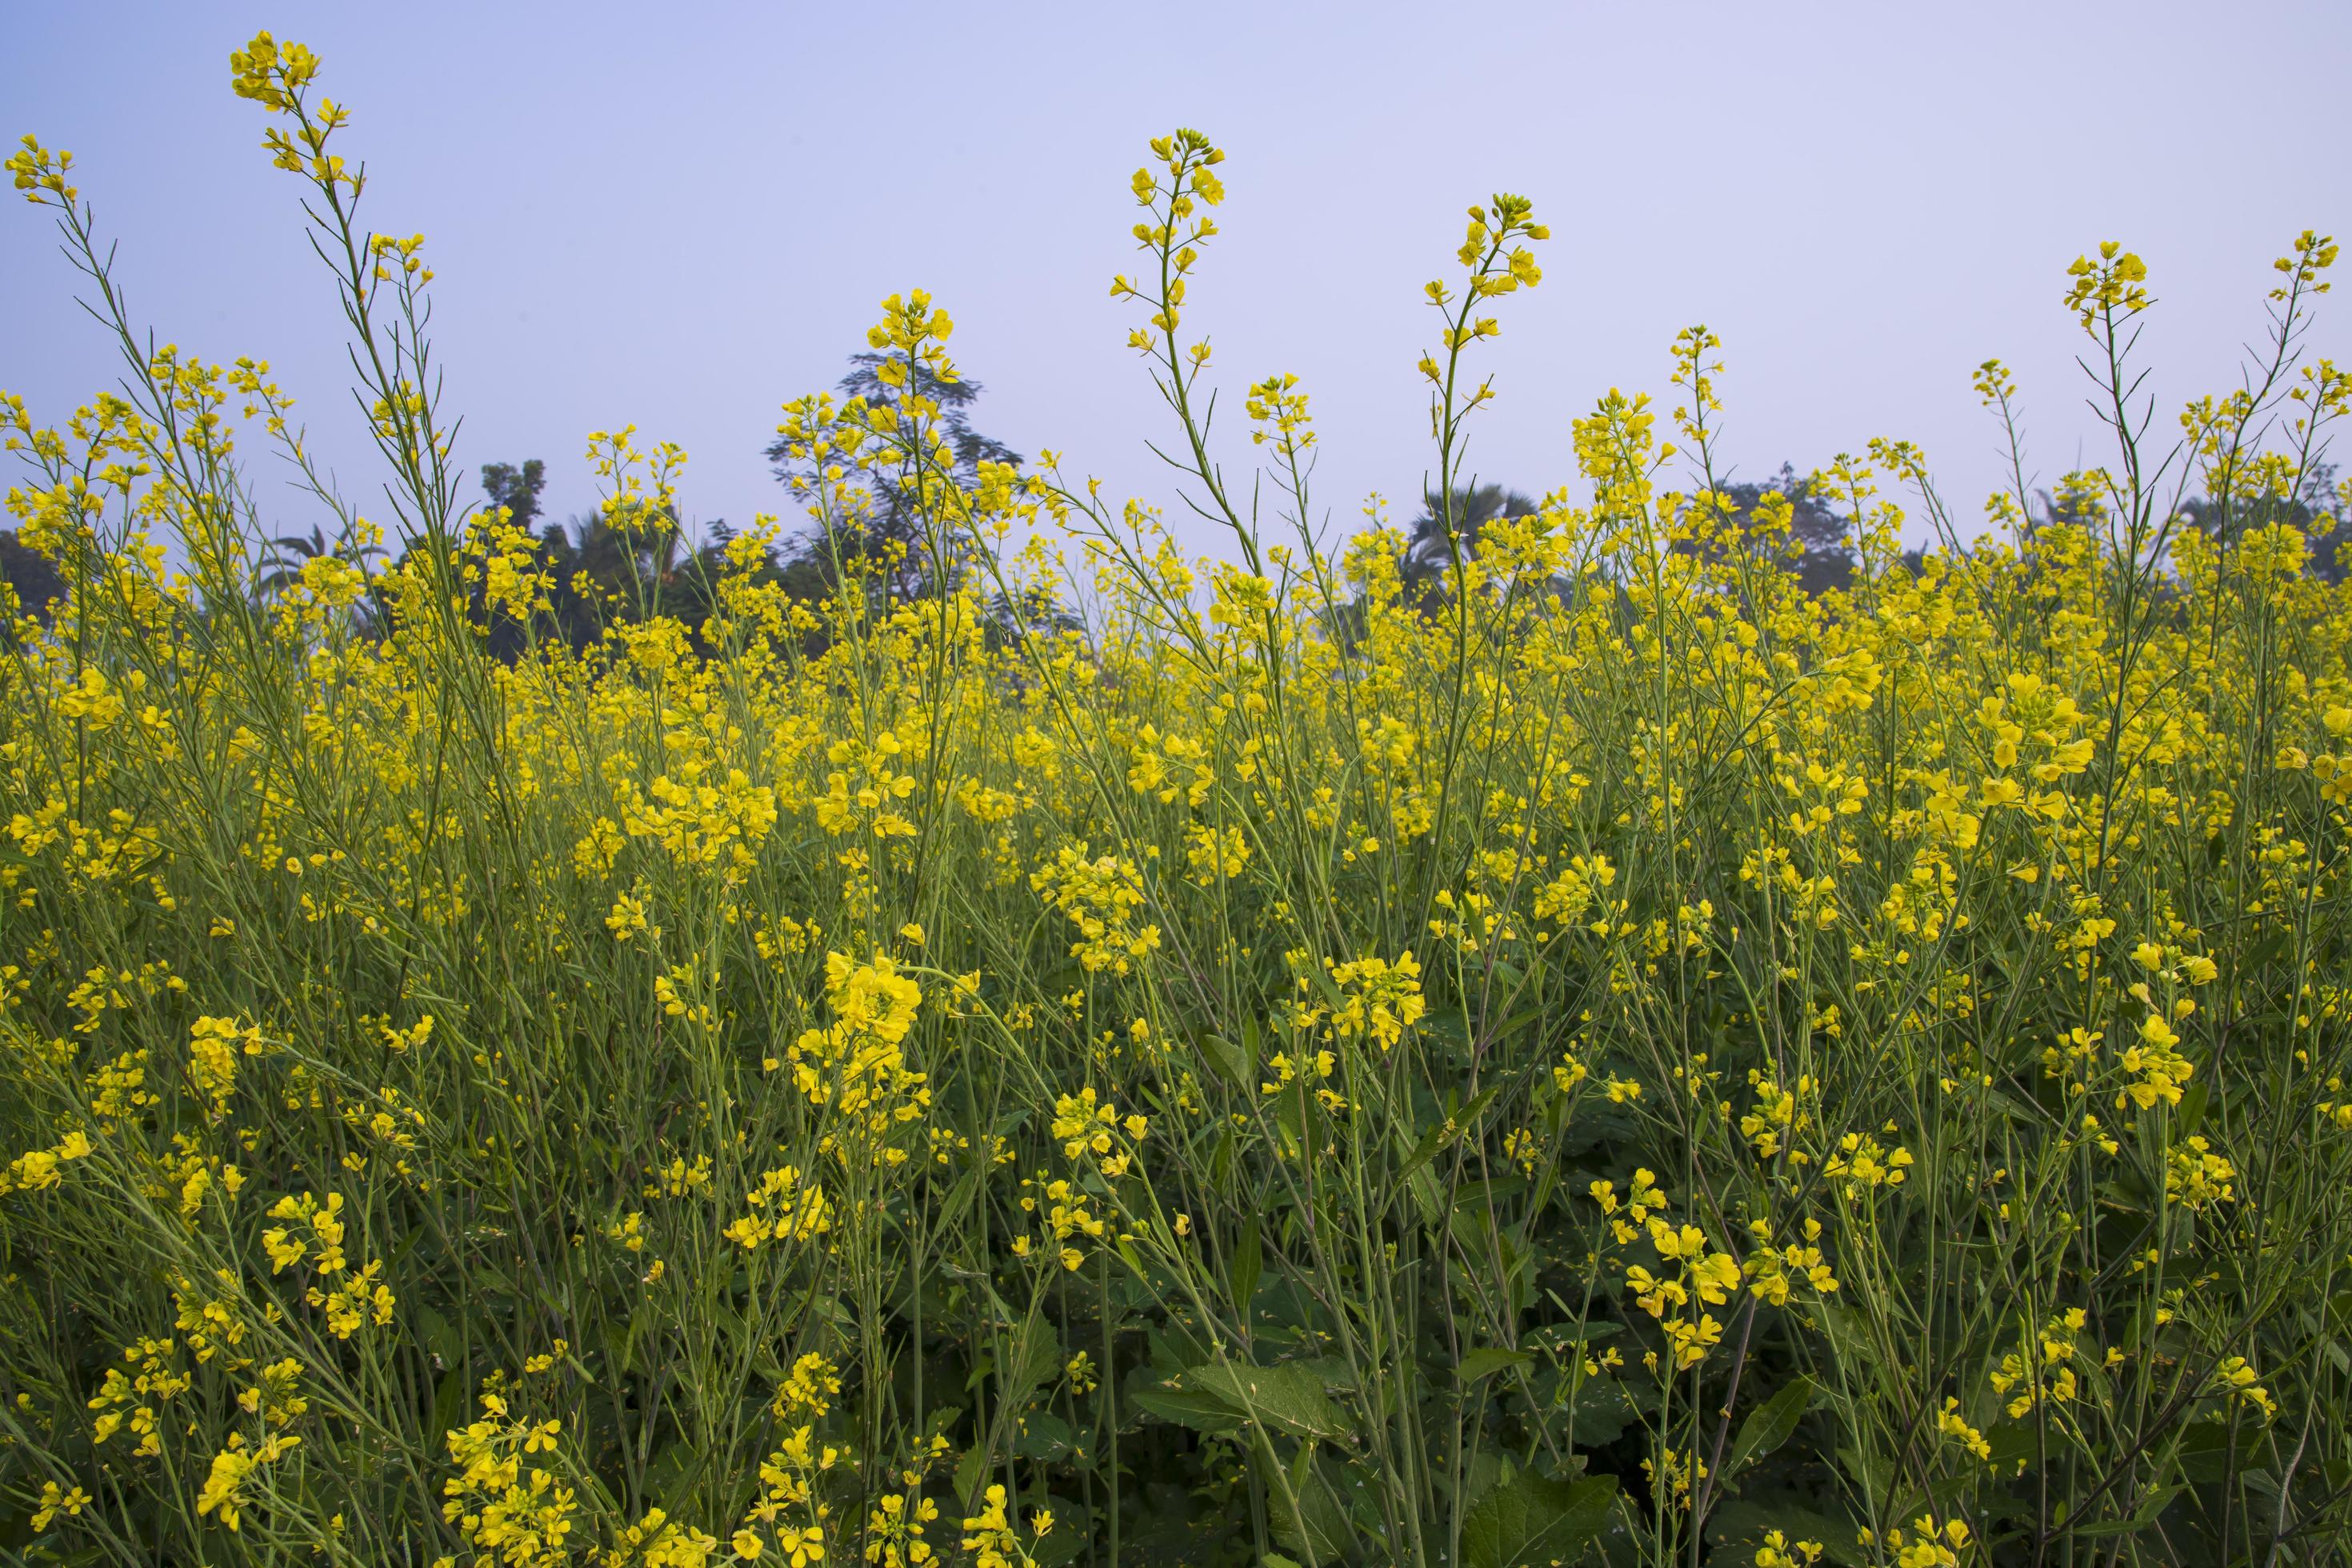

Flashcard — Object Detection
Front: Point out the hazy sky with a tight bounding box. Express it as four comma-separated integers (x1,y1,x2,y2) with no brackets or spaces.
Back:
4,1,2347,560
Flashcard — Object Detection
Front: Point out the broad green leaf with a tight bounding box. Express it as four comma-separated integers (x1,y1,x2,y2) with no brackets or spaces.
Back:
643,1438,705,1512
1014,1409,1074,1461
1458,1346,1534,1384
1396,1086,1501,1187
1032,1515,1091,1568
1008,1315,1063,1396
1566,1378,1639,1446
1281,1353,1361,1390
1706,1501,1865,1568
1254,1428,1356,1562
1724,1375,1818,1482
1409,1163,1442,1226
431,1365,467,1444
1199,1033,1252,1091
2070,1480,2184,1536
1130,1386,1246,1435
1189,1360,1351,1440
1462,1470,1618,1568
2174,1421,2235,1484
952,1443,990,1509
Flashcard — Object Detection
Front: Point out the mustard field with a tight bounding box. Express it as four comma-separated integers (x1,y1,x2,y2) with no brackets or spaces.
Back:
2,32,2350,1568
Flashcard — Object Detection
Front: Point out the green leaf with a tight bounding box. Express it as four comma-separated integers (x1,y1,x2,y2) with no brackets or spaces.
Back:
1231,1214,1262,1318
1149,1322,1213,1378
1834,1442,1889,1499
1271,1087,1307,1151
1199,1033,1253,1092
1008,1315,1063,1397
1188,1360,1352,1441
1130,1386,1246,1434
1409,1164,1442,1226
2175,1421,2234,1484
1014,1409,1074,1461
411,1300,465,1370
431,1365,467,1443
1982,1422,2037,1471
1032,1510,1092,1567
1724,1375,1818,1482
1564,1377,1639,1446
2174,1078,2208,1138
1253,1430,1356,1562
1395,1086,1501,1187
606,1298,654,1373
1458,1346,1534,1385
643,1438,705,1511
1279,1354,1361,1391
1706,1501,1865,1568
953,1443,990,1508
1493,1005,1550,1049
2070,1481,2183,1536
1529,1318,1621,1351
1462,1470,1618,1568
2243,930,2291,972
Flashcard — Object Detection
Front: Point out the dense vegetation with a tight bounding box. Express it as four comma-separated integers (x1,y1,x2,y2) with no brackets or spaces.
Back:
2,32,2350,1568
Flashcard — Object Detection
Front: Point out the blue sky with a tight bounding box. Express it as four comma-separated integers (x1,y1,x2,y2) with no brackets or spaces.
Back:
4,1,2346,557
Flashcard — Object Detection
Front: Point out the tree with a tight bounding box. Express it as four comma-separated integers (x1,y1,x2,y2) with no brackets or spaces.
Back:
0,531,65,626
528,507,685,650
481,459,546,530
1398,484,1538,602
251,522,390,635
766,354,1022,603
257,526,332,597
470,459,682,651
463,462,839,656
2174,460,2346,583
1691,462,1854,594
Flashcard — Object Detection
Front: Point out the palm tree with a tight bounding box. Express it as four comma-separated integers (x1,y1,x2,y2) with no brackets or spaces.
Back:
1398,484,1538,602
255,526,334,600
256,525,390,631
